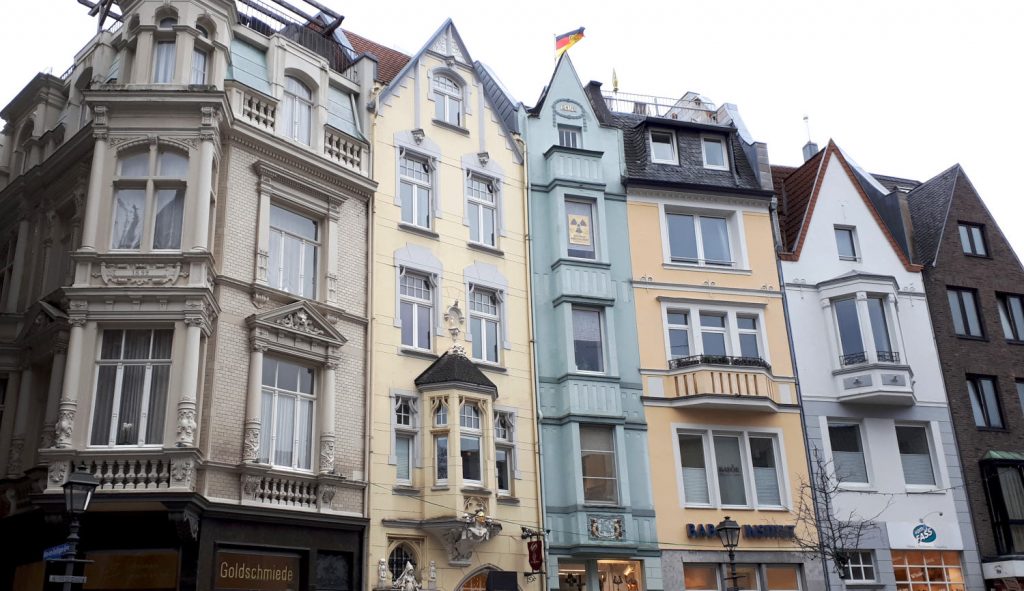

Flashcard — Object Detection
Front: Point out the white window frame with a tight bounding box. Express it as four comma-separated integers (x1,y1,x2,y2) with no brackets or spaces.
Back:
673,426,788,509
840,550,876,583
650,129,677,164
666,309,691,360
281,75,314,145
466,173,498,248
736,314,760,358
268,203,320,299
824,419,873,488
662,208,737,268
494,408,518,495
660,302,769,364
398,151,434,230
392,394,419,484
894,422,939,490
571,306,606,374
89,329,173,447
111,146,188,253
432,73,463,127
190,47,208,85
399,269,434,350
432,397,449,485
579,424,619,505
460,401,483,486
468,285,501,364
558,124,581,149
834,225,859,261
700,135,729,171
259,357,317,471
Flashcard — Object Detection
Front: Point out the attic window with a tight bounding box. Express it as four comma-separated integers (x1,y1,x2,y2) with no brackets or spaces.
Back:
701,137,728,170
650,130,676,164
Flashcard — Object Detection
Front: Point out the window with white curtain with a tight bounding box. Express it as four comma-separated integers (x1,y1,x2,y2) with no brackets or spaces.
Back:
469,287,500,363
467,174,497,247
572,307,604,373
987,464,1024,554
580,425,618,504
895,425,936,486
828,423,869,484
394,396,416,483
112,148,186,251
90,329,173,446
153,41,176,83
432,74,462,126
190,48,208,84
677,430,784,508
281,76,313,145
258,357,315,470
268,204,318,298
666,212,732,266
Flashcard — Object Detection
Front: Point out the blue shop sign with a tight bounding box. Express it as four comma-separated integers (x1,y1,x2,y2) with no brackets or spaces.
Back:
686,523,796,540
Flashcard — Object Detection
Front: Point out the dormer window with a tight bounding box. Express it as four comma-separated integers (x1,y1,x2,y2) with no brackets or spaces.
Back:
650,130,677,164
701,136,728,170
433,74,463,127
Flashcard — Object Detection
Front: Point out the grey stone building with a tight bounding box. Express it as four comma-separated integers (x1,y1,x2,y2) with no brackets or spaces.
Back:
0,1,381,588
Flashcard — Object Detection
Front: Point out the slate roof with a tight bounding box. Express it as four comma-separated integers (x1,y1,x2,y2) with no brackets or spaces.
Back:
414,349,497,394
474,60,520,134
905,164,960,266
344,29,410,84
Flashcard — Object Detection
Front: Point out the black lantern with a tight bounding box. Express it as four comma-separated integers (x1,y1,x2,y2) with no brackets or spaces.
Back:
63,469,99,515
716,516,740,550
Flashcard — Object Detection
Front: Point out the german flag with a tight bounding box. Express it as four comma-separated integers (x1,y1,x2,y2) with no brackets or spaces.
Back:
555,27,585,57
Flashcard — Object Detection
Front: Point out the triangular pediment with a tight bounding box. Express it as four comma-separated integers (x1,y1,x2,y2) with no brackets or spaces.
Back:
248,301,346,346
425,20,471,65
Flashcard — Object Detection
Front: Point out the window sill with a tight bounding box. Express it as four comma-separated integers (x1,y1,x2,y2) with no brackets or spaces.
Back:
837,484,876,492
431,485,450,492
841,583,884,589
467,242,504,257
398,222,440,240
954,334,988,342
551,257,611,271
906,486,944,494
474,361,507,373
651,158,679,165
582,503,625,510
432,119,470,135
662,262,752,275
461,486,492,495
1006,339,1024,346
497,495,520,505
702,165,730,172
399,346,439,361
977,426,1011,433
393,485,421,495
963,253,993,260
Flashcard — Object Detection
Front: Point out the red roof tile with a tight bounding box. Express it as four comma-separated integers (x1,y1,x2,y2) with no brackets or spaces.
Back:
344,30,410,84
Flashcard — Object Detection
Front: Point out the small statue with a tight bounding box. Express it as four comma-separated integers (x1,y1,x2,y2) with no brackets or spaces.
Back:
393,561,421,591
428,561,437,584
378,558,390,588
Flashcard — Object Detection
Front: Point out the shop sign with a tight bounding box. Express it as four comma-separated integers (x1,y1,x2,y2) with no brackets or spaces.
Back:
914,523,937,544
685,523,796,540
527,540,544,572
215,551,300,591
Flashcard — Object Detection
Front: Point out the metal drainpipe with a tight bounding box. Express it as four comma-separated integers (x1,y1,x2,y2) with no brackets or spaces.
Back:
770,197,832,591
514,129,549,591
361,83,379,577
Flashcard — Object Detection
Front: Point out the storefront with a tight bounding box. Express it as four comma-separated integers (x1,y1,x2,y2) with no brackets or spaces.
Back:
887,520,967,590
557,559,647,591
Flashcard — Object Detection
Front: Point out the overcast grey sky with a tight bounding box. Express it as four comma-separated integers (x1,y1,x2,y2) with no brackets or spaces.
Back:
5,1,1023,255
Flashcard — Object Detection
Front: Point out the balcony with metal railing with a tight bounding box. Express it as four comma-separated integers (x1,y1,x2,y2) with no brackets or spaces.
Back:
833,348,914,406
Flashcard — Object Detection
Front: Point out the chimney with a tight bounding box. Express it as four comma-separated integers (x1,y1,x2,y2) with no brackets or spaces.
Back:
802,141,819,162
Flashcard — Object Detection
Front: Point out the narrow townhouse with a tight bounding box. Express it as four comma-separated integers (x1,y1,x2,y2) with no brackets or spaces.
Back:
363,20,543,591
774,140,982,590
904,165,1024,590
519,55,664,591
0,0,380,588
596,84,819,589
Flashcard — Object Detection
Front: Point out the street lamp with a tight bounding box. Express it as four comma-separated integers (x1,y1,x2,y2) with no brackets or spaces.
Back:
55,466,99,591
716,516,741,591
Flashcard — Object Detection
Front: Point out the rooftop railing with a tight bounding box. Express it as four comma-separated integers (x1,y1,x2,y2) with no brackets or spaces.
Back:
602,91,722,125
236,0,357,76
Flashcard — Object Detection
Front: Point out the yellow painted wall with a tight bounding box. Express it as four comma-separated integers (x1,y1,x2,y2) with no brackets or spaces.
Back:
366,39,541,590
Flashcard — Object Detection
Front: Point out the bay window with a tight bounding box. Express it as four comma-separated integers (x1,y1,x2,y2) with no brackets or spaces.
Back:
433,399,448,483
399,153,433,229
580,425,618,504
572,307,604,373
833,295,897,365
467,174,497,247
399,271,433,350
460,402,482,484
112,148,187,251
190,48,208,85
834,298,865,365
664,305,766,364
700,313,728,356
494,410,515,495
258,357,315,470
737,316,760,358
667,311,690,358
677,430,784,508
666,212,732,266
152,17,177,84
91,329,172,446
827,423,868,484
469,287,500,363
268,204,318,298
281,76,313,145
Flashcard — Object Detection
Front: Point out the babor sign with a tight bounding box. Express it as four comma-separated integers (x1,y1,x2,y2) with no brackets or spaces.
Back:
215,551,300,591
686,523,796,540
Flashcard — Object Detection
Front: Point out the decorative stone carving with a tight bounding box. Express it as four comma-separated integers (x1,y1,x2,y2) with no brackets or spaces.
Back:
48,460,69,485
94,262,187,286
588,515,625,541
318,484,336,509
393,562,421,591
463,495,488,514
319,436,336,474
477,152,490,166
251,291,270,309
256,249,269,282
39,428,55,450
170,458,195,490
327,273,338,303
55,407,75,448
276,310,324,335
250,339,269,353
6,438,24,476
424,512,502,566
444,300,466,356
176,408,197,446
377,558,390,589
242,427,260,462
242,474,262,499
428,561,437,585
411,129,425,145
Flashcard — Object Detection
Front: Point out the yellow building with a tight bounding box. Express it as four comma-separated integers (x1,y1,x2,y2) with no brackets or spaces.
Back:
595,89,821,589
363,20,542,591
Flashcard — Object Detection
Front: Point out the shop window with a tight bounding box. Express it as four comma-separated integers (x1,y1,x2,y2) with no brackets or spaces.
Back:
732,565,758,591
597,560,642,591
891,550,964,591
258,357,315,470
840,550,876,583
827,423,869,484
558,563,587,591
90,329,172,446
580,425,618,504
683,565,720,591
112,147,187,251
268,204,319,298
765,565,800,591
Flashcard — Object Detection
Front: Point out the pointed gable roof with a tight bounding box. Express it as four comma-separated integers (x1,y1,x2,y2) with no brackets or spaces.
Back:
774,140,921,272
414,348,497,396
905,164,960,266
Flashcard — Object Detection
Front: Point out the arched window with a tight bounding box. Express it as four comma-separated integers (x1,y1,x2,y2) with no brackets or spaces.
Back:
459,571,489,591
153,16,178,83
158,16,177,28
111,146,187,251
387,544,416,582
433,74,462,126
192,20,215,85
281,76,313,145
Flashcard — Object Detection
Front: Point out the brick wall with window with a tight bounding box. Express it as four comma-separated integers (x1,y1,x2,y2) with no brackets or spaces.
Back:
917,172,1024,559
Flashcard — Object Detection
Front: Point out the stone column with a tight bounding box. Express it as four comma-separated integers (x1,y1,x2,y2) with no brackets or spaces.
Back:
39,341,68,449
79,117,109,252
2,370,22,474
6,365,34,477
242,342,266,462
193,108,216,252
318,360,337,474
55,318,86,448
5,216,30,313
175,319,203,446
